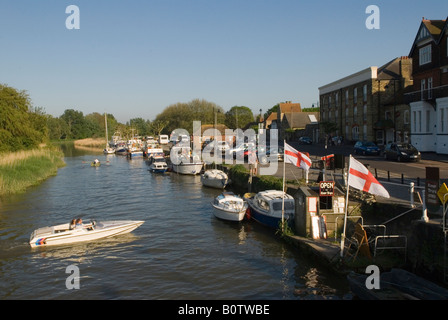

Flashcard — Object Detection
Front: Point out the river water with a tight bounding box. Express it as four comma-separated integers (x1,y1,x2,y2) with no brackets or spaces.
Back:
0,144,350,300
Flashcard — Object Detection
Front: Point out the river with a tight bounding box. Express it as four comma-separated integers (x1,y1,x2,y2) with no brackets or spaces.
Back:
0,144,351,300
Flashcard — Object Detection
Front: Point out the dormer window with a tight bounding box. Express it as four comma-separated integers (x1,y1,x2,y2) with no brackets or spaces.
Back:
419,44,432,65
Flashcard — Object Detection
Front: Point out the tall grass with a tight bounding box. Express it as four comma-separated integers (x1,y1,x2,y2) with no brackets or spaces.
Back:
74,138,106,148
0,147,65,196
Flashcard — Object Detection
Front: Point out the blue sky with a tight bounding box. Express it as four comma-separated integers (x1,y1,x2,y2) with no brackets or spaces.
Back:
0,1,447,123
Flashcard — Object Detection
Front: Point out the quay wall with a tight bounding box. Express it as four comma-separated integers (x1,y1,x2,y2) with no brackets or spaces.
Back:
226,165,447,284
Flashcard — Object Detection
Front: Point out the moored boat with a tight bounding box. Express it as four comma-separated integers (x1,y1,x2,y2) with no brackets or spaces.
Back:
211,192,248,222
29,220,144,248
148,156,168,173
201,169,229,189
245,190,295,228
170,146,203,175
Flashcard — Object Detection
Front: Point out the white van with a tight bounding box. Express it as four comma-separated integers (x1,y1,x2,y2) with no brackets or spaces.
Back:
158,135,169,145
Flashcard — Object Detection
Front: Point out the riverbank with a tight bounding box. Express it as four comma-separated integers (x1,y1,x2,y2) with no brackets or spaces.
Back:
0,146,65,196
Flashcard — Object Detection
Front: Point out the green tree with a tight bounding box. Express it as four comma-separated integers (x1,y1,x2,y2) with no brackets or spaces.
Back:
155,99,224,134
47,115,70,140
225,106,254,129
0,84,48,152
60,109,90,139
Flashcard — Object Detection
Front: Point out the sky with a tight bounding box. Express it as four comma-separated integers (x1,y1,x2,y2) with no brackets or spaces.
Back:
0,0,447,123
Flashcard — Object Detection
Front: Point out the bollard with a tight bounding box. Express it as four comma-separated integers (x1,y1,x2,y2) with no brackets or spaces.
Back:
421,190,429,222
410,182,415,208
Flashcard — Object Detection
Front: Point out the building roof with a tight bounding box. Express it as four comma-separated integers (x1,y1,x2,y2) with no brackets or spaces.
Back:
409,17,448,56
283,112,319,129
279,102,302,113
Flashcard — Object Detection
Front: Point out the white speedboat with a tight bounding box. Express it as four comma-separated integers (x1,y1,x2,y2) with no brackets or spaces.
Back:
29,220,144,248
201,169,229,189
211,192,248,222
148,156,168,173
170,146,203,175
245,190,295,228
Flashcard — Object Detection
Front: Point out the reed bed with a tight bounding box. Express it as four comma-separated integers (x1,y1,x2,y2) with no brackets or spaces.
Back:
0,147,65,196
74,138,106,148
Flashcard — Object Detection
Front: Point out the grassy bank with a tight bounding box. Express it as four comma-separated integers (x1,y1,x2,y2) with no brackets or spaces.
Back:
0,147,66,196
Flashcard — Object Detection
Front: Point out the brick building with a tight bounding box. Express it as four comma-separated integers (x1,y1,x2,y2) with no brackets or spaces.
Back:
405,17,448,154
318,57,413,146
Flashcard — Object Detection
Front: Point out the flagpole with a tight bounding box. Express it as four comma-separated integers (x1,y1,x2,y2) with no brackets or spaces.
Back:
340,155,351,258
282,140,286,232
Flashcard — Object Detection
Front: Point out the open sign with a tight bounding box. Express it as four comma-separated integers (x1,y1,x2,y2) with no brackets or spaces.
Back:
319,181,335,196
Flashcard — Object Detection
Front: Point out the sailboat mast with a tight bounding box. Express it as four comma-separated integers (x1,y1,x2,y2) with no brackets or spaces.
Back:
104,113,109,147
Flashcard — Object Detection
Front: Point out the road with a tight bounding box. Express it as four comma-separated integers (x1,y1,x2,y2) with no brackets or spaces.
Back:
289,142,448,181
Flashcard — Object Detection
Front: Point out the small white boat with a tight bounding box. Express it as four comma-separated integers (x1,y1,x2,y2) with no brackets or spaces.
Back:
148,156,168,173
29,220,144,248
170,146,203,175
201,169,229,189
211,192,248,222
246,190,295,228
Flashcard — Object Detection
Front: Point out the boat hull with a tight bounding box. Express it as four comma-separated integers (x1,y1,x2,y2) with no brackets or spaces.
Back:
201,170,228,188
29,220,144,248
212,204,247,222
171,163,203,175
246,198,294,229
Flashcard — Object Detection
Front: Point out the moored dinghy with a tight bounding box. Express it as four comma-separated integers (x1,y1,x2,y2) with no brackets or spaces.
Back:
29,220,144,247
201,169,229,189
211,192,248,222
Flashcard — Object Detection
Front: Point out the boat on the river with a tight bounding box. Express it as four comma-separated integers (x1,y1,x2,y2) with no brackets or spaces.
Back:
91,159,101,167
211,192,248,222
29,220,144,248
245,190,295,228
201,169,229,189
148,156,168,173
347,268,448,300
170,146,203,175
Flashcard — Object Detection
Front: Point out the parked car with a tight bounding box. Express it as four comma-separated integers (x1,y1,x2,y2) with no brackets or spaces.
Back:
227,143,254,159
353,141,380,155
298,136,312,145
259,146,284,164
383,143,421,162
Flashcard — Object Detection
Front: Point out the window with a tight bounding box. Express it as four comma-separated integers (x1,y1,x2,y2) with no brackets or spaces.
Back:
329,96,332,108
345,90,349,105
363,104,367,121
428,77,433,99
421,79,426,100
404,110,410,125
335,92,339,106
441,108,445,133
354,106,358,119
413,111,416,132
363,84,367,102
345,107,348,118
419,45,432,65
363,125,367,141
353,88,358,104
352,126,359,140
418,111,422,132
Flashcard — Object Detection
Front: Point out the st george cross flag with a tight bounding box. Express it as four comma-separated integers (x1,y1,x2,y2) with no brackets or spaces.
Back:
348,155,390,198
284,143,312,171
